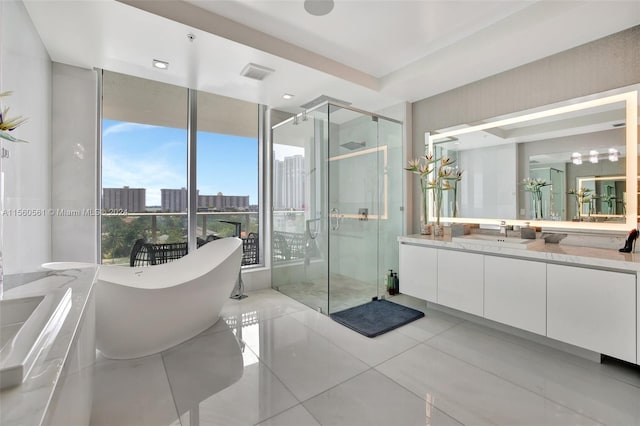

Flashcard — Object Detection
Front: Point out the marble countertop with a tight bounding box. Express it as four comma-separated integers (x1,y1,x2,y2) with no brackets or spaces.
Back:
399,234,640,273
0,266,98,426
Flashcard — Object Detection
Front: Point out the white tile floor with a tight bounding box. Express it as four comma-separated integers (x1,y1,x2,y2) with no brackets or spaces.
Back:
89,289,640,426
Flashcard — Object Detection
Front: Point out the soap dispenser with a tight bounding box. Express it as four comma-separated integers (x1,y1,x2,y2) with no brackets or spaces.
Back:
387,270,395,295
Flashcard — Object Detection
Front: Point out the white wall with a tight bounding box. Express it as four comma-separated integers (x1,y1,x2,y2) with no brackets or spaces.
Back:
51,64,98,263
0,0,52,274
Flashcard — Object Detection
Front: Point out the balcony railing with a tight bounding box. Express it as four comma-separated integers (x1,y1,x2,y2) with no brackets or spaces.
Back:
101,211,259,266
102,209,313,267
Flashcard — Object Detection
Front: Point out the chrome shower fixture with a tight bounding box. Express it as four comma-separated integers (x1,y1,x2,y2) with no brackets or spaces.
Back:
341,141,366,151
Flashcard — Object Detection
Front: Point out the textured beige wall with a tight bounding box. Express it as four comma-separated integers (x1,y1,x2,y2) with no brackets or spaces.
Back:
409,25,640,233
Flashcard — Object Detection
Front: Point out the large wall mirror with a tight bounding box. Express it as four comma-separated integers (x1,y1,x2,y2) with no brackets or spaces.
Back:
426,85,638,231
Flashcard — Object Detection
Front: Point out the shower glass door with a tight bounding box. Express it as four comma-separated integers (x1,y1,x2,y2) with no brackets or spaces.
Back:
272,107,330,313
327,107,380,314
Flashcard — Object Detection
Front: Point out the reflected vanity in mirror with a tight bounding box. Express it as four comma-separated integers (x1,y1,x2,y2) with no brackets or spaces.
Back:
425,85,638,231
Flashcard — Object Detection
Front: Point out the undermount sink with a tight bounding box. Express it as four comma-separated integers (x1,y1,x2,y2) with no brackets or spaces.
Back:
0,288,72,390
451,234,545,250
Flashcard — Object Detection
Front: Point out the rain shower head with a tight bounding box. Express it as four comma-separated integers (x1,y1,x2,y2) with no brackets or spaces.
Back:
341,141,366,151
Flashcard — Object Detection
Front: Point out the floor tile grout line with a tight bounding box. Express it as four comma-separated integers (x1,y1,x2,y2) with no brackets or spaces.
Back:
289,305,436,369
252,369,380,426
412,302,640,391
283,300,473,375
420,340,608,426
226,292,631,424
452,319,640,391
235,314,374,424
239,311,382,407
363,318,469,370
286,317,472,425
369,363,471,426
242,341,305,406
364,334,473,426
252,403,323,426
158,352,184,426
165,295,308,426
222,301,309,323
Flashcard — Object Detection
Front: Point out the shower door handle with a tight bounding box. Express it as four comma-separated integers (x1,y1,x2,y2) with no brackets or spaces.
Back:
330,208,342,231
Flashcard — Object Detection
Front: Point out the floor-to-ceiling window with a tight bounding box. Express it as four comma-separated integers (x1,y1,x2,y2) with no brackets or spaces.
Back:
100,71,261,265
196,91,260,264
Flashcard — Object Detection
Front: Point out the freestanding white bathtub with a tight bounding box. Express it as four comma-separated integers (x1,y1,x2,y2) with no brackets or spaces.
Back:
96,237,243,359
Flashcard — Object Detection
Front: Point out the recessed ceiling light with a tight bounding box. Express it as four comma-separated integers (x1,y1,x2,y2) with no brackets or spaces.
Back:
152,59,169,70
282,93,294,100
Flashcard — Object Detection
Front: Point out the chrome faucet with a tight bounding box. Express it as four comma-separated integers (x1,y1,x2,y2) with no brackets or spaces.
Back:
499,220,508,237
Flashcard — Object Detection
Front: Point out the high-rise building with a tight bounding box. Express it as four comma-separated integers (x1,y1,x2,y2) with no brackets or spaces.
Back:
198,192,249,210
161,188,249,211
103,186,146,212
273,160,284,209
161,188,189,212
274,154,305,210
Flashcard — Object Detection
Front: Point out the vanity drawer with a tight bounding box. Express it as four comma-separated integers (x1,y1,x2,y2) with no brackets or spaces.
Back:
437,250,484,317
484,256,546,335
399,244,437,302
547,264,636,363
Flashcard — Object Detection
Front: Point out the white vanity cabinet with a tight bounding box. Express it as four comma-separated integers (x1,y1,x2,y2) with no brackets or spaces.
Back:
437,249,484,316
398,236,639,365
484,256,546,335
547,264,636,363
399,243,437,302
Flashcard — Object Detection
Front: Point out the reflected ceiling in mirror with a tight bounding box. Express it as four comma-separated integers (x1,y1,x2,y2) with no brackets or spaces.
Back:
425,86,638,231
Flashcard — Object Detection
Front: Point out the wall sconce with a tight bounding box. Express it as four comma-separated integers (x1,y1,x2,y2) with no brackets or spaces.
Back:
589,150,599,163
572,152,582,165
608,148,619,162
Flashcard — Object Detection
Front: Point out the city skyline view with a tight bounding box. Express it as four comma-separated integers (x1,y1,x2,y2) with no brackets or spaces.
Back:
102,119,259,207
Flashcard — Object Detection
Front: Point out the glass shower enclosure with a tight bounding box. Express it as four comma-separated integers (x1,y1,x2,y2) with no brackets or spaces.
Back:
271,103,403,314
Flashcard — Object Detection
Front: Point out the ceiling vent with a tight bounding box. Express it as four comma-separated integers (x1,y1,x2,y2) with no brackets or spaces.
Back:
301,95,352,110
240,63,274,81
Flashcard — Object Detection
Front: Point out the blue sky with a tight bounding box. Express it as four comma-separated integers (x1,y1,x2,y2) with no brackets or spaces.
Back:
102,119,258,206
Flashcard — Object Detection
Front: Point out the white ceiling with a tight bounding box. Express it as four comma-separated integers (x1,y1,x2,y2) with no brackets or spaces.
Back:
23,0,640,114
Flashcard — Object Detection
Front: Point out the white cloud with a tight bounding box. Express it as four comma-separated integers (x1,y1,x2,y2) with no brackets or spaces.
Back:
103,122,157,139
102,150,186,206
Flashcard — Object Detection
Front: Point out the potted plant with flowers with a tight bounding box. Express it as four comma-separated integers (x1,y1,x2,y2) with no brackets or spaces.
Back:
521,177,550,219
568,187,593,220
406,154,459,236
0,91,28,298
0,92,28,144
405,155,434,234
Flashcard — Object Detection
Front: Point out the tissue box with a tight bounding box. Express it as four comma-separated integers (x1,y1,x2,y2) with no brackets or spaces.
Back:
521,227,536,239
449,223,471,237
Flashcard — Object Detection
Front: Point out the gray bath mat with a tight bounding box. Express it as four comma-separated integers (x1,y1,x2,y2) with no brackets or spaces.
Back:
330,299,424,338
